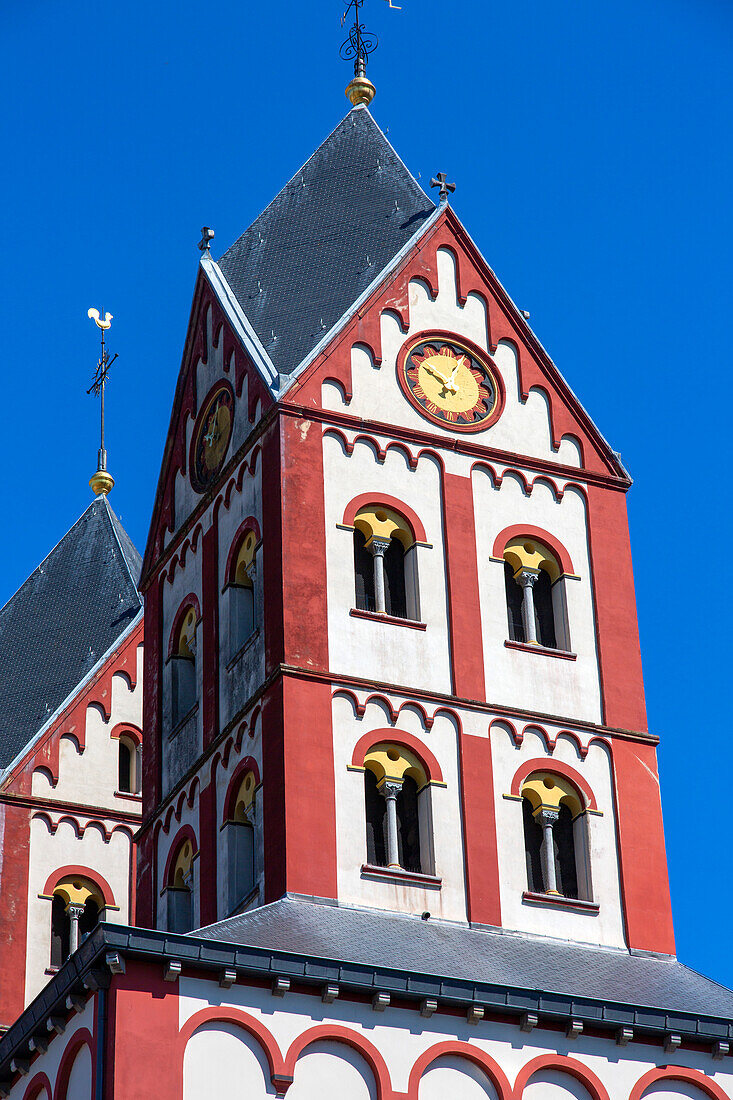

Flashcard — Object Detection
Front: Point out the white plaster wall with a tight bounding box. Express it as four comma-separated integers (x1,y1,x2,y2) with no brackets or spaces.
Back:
31,644,144,811
332,693,467,921
183,1020,272,1099
419,1056,501,1099
24,815,132,1003
65,1041,93,1099
472,472,602,724
177,979,733,1100
322,434,451,694
5,999,96,1100
491,724,626,948
322,248,584,469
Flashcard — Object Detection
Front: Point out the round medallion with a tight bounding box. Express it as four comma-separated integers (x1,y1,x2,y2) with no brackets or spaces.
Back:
396,331,503,432
190,381,235,492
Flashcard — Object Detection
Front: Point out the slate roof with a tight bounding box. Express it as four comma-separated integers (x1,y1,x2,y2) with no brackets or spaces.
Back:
0,496,142,771
196,897,733,1024
217,106,435,378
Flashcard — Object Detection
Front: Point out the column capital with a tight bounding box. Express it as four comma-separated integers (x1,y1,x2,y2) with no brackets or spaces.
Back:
517,569,540,589
537,807,560,827
67,904,86,920
380,778,403,800
368,537,391,558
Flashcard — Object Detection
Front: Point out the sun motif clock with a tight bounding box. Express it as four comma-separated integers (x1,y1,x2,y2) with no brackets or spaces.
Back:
190,381,235,492
396,331,503,432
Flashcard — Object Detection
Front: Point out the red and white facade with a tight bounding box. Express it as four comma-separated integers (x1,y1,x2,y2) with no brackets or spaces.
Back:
0,113,730,1100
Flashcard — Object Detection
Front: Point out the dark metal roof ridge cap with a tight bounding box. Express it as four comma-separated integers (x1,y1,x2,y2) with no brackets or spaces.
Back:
1,921,731,1083
200,252,280,393
446,213,631,482
101,497,143,598
277,202,443,397
0,608,143,789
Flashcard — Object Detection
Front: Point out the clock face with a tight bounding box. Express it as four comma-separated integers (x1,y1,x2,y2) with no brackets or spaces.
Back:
397,332,503,432
190,381,235,492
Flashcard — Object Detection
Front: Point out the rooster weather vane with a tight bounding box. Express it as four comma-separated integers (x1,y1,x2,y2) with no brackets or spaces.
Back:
341,0,401,102
87,308,118,496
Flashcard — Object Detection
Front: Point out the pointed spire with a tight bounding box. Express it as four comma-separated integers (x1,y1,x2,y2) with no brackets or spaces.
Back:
87,308,117,496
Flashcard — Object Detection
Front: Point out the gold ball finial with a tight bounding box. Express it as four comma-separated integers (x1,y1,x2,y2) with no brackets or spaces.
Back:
90,469,115,496
345,76,376,106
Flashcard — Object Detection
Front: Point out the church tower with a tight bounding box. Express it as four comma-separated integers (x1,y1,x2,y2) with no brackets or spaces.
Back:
2,55,732,1100
135,100,673,959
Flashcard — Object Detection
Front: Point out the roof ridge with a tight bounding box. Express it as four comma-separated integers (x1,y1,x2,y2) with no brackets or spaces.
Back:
100,497,143,595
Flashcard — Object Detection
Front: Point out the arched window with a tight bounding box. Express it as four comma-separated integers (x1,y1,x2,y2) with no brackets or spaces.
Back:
50,877,104,966
521,772,591,901
118,734,141,794
225,770,257,912
362,744,433,874
503,537,570,651
166,837,194,933
170,605,198,728
226,527,258,657
352,506,419,621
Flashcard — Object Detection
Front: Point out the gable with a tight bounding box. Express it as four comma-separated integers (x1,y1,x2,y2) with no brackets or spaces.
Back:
283,206,628,481
141,271,274,583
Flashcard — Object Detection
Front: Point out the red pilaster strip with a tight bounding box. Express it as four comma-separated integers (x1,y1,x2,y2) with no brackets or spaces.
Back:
0,803,31,1027
109,963,182,1099
138,576,163,927
612,739,675,953
198,779,218,925
442,472,486,700
586,485,647,732
458,733,502,926
262,420,284,675
262,680,287,902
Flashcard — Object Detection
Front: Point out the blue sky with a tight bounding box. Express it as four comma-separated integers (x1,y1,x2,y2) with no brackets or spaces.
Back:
2,0,732,982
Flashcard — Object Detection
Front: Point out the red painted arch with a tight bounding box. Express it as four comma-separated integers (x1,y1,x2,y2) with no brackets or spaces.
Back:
284,1024,393,1100
167,593,201,658
224,517,262,583
407,1041,512,1100
492,525,575,576
350,729,444,783
178,1007,284,1082
510,758,598,811
23,1072,52,1100
629,1067,730,1100
110,722,143,746
513,1054,611,1100
43,866,117,908
53,1027,94,1100
342,493,427,544
222,757,261,822
162,824,199,888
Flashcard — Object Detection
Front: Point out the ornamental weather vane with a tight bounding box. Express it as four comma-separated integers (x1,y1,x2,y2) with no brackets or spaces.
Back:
341,0,401,106
86,307,118,497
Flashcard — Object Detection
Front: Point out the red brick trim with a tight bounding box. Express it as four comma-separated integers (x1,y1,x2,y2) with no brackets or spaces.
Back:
22,1072,52,1100
284,1025,392,1100
407,1041,512,1100
350,729,444,783
167,593,201,658
514,1055,611,1100
224,516,262,583
110,722,143,745
349,608,426,630
161,824,198,889
509,758,598,811
491,525,575,576
222,756,261,822
342,493,427,544
178,1006,282,1082
629,1067,729,1100
53,1027,94,1100
42,866,116,908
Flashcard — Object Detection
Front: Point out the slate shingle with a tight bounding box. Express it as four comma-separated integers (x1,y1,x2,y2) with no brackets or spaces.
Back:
196,898,733,1021
218,106,435,378
0,497,142,770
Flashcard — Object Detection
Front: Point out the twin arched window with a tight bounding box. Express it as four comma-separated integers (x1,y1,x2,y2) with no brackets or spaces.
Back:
503,537,571,651
521,772,592,901
225,770,257,912
166,837,194,933
362,744,432,875
226,527,258,658
352,506,420,621
170,605,198,728
50,877,103,967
